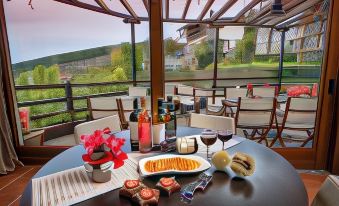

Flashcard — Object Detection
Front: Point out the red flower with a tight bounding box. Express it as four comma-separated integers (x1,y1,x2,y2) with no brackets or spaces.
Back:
80,130,106,156
106,135,128,169
81,129,127,169
247,83,253,90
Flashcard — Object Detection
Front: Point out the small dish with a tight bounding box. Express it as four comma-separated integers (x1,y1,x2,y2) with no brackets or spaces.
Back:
139,154,211,177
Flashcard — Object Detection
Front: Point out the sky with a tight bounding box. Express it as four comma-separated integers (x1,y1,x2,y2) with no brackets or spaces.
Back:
4,0,249,64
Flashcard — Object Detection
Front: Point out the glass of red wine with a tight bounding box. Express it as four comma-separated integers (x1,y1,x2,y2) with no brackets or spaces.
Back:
200,130,217,160
217,130,233,150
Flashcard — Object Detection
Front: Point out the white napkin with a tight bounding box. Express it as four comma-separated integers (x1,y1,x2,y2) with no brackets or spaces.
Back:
32,157,138,206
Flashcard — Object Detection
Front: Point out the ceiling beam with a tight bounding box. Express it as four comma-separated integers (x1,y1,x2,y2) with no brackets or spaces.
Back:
53,0,135,20
197,0,215,21
181,0,192,20
217,0,262,23
120,0,139,20
209,0,238,21
249,0,307,24
142,0,149,14
287,16,327,29
233,0,262,22
268,0,322,26
276,11,314,28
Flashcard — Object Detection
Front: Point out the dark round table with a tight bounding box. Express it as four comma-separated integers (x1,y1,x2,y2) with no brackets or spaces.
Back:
21,127,308,206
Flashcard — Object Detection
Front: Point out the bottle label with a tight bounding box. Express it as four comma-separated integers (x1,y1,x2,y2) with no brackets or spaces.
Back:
138,122,152,152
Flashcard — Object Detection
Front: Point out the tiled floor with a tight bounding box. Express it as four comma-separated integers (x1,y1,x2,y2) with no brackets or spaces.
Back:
0,165,329,206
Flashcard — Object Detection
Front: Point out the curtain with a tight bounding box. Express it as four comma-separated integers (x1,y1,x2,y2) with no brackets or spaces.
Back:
0,65,23,174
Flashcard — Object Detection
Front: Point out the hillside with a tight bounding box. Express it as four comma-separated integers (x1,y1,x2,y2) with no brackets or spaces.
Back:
12,44,119,72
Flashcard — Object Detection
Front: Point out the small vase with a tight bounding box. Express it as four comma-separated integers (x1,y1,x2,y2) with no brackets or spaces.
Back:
90,162,113,183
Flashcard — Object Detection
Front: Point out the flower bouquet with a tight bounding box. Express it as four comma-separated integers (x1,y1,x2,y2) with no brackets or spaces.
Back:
81,128,128,183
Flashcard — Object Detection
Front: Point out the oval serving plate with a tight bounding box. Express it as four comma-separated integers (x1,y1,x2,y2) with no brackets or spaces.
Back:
139,154,211,177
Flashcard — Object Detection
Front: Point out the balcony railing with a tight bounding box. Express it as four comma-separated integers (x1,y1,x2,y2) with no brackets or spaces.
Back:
15,76,316,125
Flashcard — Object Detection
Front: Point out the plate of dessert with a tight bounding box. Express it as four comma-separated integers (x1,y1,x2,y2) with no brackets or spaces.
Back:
139,154,211,177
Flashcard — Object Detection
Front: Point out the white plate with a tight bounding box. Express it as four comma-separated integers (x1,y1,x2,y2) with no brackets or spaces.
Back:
139,154,211,177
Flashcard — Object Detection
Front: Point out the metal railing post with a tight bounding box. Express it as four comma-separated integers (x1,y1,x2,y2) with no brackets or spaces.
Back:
278,28,288,91
131,23,137,86
212,27,219,104
65,80,74,121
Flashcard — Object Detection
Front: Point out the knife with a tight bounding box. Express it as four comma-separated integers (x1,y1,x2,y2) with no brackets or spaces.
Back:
180,166,216,204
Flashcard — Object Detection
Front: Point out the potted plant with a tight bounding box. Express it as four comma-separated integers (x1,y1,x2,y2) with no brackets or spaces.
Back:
81,128,127,183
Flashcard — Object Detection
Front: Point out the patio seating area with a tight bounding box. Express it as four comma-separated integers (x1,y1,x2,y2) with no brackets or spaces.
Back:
41,83,317,148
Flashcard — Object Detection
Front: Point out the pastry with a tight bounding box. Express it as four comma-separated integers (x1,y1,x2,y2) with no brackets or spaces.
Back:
230,152,255,176
119,180,145,198
156,177,181,196
144,157,201,173
132,188,160,206
211,151,231,171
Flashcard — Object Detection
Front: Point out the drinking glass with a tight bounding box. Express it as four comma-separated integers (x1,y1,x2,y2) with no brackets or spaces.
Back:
217,130,233,150
200,130,217,160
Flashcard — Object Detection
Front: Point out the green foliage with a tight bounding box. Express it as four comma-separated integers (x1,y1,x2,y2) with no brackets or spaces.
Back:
233,27,257,64
32,65,46,84
12,45,115,72
194,41,214,69
16,71,30,85
46,65,61,84
164,38,184,56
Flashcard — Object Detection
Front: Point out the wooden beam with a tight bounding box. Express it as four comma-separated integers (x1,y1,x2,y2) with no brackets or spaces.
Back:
53,0,137,20
276,11,314,29
233,0,262,22
120,0,139,20
268,0,322,26
142,0,149,14
249,0,307,24
165,0,169,19
181,0,192,20
197,0,215,21
149,0,164,123
210,0,238,21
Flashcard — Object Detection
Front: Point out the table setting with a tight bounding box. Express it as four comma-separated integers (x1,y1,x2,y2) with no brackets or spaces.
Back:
22,95,308,206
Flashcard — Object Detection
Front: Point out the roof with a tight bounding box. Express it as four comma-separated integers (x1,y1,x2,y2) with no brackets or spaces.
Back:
50,0,328,29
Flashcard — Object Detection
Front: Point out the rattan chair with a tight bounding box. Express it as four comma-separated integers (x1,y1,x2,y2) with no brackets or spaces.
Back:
74,115,122,144
270,97,317,147
224,87,248,117
189,113,235,133
194,88,226,115
87,96,120,120
235,97,277,146
128,86,149,97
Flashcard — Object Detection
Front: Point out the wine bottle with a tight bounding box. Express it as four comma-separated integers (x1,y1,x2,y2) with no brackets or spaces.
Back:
129,98,139,122
138,97,152,153
129,98,140,151
165,96,176,138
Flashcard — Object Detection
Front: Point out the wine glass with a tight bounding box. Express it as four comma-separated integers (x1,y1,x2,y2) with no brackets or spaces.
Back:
217,130,233,150
200,130,217,160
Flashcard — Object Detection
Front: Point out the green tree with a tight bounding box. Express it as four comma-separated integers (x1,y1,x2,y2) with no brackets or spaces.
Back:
46,64,60,84
164,38,184,55
194,41,214,69
32,65,46,84
233,27,257,64
16,71,30,85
